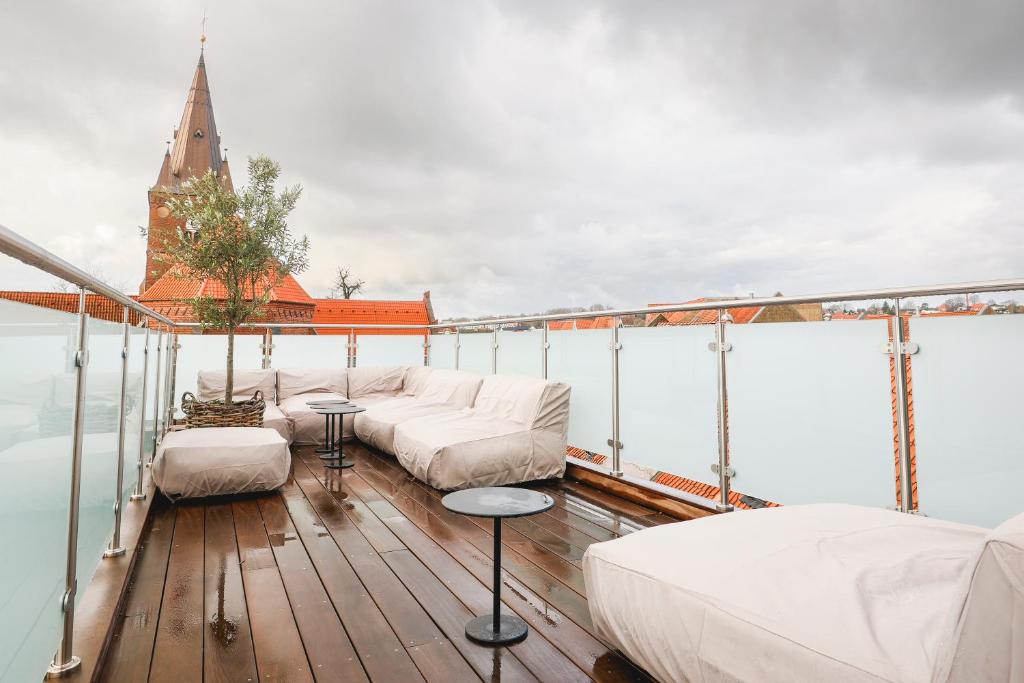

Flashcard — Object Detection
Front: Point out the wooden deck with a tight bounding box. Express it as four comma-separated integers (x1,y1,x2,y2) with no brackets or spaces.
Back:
98,442,676,682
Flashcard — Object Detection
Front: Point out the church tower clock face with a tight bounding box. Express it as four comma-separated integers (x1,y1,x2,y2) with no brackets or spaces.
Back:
156,205,171,218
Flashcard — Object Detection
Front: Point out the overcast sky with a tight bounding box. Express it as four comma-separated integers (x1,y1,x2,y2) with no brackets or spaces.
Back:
1,1,1022,317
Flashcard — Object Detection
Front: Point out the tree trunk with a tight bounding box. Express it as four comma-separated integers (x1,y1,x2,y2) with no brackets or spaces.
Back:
225,326,235,404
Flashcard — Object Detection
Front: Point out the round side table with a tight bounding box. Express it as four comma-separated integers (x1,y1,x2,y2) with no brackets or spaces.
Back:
441,487,554,645
312,404,366,469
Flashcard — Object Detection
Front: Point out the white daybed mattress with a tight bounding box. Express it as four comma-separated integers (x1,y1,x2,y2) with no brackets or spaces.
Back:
583,504,993,683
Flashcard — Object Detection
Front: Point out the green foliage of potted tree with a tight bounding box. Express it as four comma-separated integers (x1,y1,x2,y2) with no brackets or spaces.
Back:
152,155,309,425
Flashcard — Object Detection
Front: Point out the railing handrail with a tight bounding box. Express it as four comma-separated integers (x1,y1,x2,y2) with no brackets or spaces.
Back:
0,223,175,326
222,277,1024,332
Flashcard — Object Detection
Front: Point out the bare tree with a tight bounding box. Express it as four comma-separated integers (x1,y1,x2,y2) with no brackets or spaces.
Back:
331,267,366,299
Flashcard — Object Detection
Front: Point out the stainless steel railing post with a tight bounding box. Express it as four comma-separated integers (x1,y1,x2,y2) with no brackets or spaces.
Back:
609,318,623,476
713,310,735,512
104,307,131,559
491,326,498,374
454,328,461,370
130,324,150,502
423,332,431,367
149,326,163,461
47,287,89,677
892,299,916,513
262,328,273,369
348,330,356,368
542,321,549,379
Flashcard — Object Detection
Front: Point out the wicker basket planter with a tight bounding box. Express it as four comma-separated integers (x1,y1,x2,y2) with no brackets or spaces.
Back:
181,390,265,429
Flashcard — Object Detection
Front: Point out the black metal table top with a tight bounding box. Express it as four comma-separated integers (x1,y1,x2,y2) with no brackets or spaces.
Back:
311,404,366,415
441,487,554,519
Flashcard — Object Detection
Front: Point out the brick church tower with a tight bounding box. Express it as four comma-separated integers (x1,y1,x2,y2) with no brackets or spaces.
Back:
141,49,233,294
139,49,317,331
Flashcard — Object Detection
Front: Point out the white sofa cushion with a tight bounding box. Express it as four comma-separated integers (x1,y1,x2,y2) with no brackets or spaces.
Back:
152,427,290,499
277,367,347,401
393,375,569,490
263,402,292,444
354,370,484,454
401,365,434,396
347,365,406,400
583,504,990,683
197,368,277,403
278,392,348,445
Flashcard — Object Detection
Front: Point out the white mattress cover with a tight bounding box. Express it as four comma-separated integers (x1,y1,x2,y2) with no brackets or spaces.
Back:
152,427,289,499
277,367,347,401
583,504,991,683
197,368,277,402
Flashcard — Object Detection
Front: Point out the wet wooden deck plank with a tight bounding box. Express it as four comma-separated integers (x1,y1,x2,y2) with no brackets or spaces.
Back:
281,472,445,650
326,449,652,682
203,503,258,683
406,639,482,682
148,504,204,683
232,499,315,683
99,499,176,682
256,494,378,683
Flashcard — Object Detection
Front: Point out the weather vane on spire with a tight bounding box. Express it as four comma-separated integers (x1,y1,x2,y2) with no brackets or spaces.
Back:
200,12,208,50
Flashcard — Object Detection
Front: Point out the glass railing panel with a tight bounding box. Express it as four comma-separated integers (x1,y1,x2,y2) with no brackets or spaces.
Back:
496,328,543,377
120,326,147,502
74,317,123,609
174,334,264,410
619,325,719,494
457,332,493,375
356,333,425,367
0,299,77,682
428,334,457,369
271,334,347,370
548,328,612,463
727,319,895,507
911,313,1023,527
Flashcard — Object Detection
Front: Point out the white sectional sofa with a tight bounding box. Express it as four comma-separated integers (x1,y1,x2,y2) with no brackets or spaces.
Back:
583,504,1024,683
392,374,570,490
197,368,292,443
184,364,571,492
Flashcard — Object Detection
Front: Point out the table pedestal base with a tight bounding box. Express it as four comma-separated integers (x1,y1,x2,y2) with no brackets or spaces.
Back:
324,458,354,470
465,614,528,645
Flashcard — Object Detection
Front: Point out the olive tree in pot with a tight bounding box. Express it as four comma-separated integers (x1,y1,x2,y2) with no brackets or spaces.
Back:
154,156,309,425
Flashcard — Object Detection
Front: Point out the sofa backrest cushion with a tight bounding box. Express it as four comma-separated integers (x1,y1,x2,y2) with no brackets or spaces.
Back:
939,512,1024,682
198,368,277,403
471,375,570,431
401,366,434,397
418,369,483,408
347,365,406,398
277,367,347,400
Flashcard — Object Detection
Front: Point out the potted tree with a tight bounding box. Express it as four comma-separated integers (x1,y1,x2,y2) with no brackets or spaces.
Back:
154,155,309,426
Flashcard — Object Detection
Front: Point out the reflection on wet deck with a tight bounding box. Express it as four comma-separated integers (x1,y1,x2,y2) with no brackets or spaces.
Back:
99,443,672,682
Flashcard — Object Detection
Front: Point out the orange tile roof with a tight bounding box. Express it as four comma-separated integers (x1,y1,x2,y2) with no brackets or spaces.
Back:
0,291,143,325
313,298,430,335
548,316,617,330
646,298,763,326
140,266,314,305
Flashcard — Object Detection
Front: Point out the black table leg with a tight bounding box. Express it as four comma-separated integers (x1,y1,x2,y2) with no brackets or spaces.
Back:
465,517,528,645
325,413,353,469
318,412,333,458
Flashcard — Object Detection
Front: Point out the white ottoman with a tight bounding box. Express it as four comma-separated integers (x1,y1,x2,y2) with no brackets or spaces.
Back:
153,427,290,499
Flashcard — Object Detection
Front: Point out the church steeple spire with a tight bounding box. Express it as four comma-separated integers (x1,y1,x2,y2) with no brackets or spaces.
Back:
153,47,232,191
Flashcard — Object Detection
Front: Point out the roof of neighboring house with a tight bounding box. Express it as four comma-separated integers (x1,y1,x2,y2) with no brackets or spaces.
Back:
0,291,143,325
139,266,315,306
548,316,617,330
313,297,432,335
646,298,765,326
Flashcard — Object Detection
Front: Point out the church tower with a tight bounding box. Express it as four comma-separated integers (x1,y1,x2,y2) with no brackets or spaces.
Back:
142,49,233,293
